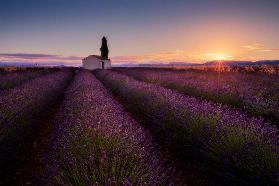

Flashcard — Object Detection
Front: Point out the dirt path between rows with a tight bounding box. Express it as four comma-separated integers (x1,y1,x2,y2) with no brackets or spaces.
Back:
15,104,61,185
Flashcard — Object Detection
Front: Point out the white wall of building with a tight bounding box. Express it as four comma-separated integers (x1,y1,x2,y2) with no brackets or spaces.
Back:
82,56,111,70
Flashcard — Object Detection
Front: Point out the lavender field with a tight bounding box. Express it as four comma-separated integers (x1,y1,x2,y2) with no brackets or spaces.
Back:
0,67,278,185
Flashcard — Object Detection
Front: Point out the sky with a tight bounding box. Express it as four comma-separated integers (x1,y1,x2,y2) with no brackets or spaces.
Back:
1,0,279,65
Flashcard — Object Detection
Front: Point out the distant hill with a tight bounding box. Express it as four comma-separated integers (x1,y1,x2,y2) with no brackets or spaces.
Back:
253,60,279,65
205,60,279,66
137,60,279,68
204,61,253,66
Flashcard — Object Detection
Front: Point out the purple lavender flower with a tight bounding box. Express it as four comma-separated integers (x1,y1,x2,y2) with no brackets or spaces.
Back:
96,70,279,184
0,69,73,183
42,70,178,185
113,68,279,124
0,68,54,90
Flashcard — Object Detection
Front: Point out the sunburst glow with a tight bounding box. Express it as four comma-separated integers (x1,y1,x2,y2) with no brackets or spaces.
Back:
203,53,234,61
214,54,228,61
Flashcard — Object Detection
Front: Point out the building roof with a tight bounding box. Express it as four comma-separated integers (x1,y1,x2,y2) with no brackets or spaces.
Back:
84,55,110,60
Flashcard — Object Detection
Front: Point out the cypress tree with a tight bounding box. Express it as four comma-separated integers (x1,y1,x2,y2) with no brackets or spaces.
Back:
100,36,109,59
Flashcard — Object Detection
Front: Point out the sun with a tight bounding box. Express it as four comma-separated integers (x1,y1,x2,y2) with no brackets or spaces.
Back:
210,54,234,61
203,53,234,61
214,54,228,61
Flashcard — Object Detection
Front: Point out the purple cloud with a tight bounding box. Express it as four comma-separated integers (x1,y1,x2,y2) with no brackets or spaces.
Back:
0,53,60,59
0,53,82,61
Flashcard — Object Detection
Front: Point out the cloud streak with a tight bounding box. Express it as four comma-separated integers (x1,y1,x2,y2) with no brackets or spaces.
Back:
243,43,263,51
0,53,59,58
0,51,235,65
1,47,279,66
243,44,279,52
111,50,199,64
0,53,82,65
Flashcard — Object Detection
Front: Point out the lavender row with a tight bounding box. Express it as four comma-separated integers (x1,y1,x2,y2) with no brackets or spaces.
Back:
41,70,179,185
0,68,55,90
96,70,279,185
114,68,279,123
0,70,73,183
